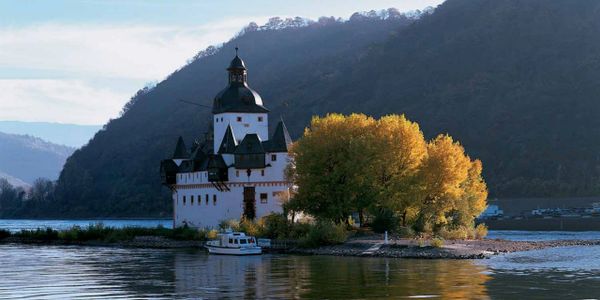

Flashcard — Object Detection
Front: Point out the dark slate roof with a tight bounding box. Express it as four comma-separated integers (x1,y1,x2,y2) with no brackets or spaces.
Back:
172,136,189,159
178,160,194,172
234,134,265,154
228,55,246,70
268,119,292,152
212,83,269,114
160,159,179,173
191,147,207,172
207,154,228,169
212,53,269,114
218,124,237,154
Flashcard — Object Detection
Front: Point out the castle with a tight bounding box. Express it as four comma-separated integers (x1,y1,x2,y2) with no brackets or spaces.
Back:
160,50,292,228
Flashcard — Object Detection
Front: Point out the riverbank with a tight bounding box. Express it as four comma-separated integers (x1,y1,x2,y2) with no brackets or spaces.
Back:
286,236,600,259
4,234,600,259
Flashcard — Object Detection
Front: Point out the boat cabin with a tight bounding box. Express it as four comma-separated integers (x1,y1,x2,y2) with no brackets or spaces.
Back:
216,232,256,247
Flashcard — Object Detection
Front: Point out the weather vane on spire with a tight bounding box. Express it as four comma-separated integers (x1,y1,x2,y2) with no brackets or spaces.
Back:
235,46,239,56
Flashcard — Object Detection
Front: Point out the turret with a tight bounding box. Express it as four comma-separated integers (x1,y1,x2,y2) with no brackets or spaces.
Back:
212,48,269,152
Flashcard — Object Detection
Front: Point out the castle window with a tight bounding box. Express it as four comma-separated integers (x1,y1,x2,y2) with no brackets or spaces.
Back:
261,170,265,176
237,116,242,122
236,170,239,177
198,195,201,205
258,116,263,122
221,117,223,122
215,118,218,123
213,195,217,206
205,194,209,205
183,196,186,206
260,193,268,204
271,154,277,161
191,195,194,205
244,124,249,128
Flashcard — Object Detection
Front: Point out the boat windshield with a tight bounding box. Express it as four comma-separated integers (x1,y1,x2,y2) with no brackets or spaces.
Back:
239,239,247,244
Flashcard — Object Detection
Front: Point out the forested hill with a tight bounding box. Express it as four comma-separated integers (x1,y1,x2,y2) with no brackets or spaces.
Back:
50,0,600,218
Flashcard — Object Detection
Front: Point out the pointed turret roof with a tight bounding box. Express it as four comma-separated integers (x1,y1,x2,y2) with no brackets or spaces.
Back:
268,119,292,152
218,124,237,154
172,136,189,159
234,134,265,154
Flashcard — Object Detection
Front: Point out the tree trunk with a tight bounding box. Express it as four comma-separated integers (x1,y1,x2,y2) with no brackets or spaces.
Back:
359,210,364,227
402,211,407,227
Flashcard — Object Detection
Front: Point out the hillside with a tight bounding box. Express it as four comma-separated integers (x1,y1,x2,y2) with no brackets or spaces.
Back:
49,0,600,218
0,132,74,184
0,121,101,148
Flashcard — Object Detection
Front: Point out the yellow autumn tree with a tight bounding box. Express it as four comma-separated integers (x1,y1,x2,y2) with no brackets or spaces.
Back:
289,114,488,234
415,135,488,233
371,115,427,226
289,113,377,223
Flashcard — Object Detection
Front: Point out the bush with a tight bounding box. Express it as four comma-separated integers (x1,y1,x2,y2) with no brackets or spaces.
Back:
261,213,289,239
474,224,488,240
430,237,444,248
206,229,219,239
14,228,59,240
298,221,348,248
371,209,399,233
397,226,416,238
239,219,262,237
439,226,470,240
219,219,240,231
0,229,10,239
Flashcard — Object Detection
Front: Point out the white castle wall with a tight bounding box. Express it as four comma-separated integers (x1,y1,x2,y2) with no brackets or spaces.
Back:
173,183,288,228
172,153,290,228
213,112,268,153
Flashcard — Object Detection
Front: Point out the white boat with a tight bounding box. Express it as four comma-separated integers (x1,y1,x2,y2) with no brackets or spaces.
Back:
205,231,262,255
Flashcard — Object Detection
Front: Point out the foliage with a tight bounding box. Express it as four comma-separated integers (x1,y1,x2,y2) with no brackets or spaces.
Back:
291,114,488,236
218,219,240,231
13,0,600,219
6,224,208,243
430,237,444,248
260,213,290,239
474,224,488,240
371,209,399,233
13,228,59,241
298,221,348,248
0,228,10,240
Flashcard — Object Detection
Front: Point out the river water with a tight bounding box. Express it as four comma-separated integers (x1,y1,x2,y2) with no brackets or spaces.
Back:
1,220,600,299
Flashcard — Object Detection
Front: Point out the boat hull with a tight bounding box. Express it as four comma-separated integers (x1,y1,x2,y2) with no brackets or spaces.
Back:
205,245,262,255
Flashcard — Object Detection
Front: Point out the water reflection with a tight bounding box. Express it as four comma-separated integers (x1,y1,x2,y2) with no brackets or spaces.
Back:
3,244,599,299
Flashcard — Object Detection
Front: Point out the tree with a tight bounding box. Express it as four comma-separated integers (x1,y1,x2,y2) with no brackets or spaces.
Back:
290,113,377,223
290,114,488,234
371,115,427,226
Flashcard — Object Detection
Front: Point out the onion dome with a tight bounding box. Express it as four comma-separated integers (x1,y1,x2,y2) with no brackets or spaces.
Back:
212,48,269,114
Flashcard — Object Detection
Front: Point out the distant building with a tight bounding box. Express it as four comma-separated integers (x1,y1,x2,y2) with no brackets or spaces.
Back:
479,204,504,219
161,50,292,228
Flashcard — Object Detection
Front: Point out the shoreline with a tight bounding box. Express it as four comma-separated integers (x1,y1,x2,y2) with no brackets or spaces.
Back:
3,236,600,259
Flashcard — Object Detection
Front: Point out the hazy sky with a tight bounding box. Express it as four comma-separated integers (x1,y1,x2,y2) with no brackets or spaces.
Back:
0,0,443,125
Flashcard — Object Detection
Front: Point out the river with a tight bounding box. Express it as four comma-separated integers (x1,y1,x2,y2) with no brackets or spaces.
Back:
1,220,600,299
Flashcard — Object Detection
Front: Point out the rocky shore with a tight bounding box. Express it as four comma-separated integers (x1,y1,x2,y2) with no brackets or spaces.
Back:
285,237,600,259
3,235,600,259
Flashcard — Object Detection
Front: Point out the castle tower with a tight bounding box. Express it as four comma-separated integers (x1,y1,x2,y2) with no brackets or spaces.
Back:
212,48,269,152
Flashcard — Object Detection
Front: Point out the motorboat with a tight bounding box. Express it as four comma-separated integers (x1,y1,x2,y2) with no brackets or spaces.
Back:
205,230,262,255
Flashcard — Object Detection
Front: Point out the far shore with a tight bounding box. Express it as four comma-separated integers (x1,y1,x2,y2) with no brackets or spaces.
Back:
3,234,600,259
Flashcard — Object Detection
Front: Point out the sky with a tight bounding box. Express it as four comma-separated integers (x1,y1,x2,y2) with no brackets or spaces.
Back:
0,0,443,125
